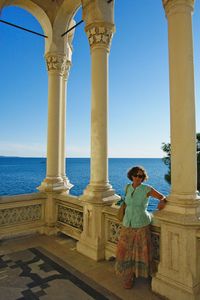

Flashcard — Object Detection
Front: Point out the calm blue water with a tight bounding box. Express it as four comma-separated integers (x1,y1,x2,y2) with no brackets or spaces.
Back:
0,157,170,209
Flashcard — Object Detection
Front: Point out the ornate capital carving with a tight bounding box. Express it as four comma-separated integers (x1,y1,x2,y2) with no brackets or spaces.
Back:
45,53,67,75
163,0,195,16
85,23,115,51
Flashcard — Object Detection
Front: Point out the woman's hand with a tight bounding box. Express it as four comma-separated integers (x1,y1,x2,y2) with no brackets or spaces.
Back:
157,199,166,210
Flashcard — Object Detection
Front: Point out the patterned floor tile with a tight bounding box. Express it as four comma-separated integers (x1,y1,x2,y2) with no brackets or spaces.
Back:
0,248,121,300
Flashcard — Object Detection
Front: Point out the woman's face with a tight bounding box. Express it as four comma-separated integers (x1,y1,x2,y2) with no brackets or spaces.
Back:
132,170,144,183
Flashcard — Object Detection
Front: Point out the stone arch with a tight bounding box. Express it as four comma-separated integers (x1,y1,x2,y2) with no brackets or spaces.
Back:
0,0,52,52
51,0,81,54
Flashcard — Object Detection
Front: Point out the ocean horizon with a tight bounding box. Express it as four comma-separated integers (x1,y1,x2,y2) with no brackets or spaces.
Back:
0,156,164,159
0,157,170,210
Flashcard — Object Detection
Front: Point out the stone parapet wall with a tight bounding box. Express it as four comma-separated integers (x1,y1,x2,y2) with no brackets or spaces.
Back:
0,192,160,267
0,193,46,239
54,194,83,241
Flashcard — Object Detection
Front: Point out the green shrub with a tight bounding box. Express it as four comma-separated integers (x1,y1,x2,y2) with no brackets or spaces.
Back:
162,134,200,190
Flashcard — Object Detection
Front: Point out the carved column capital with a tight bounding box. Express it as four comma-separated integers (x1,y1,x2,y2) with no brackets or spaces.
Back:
163,0,195,16
45,53,67,76
85,22,115,51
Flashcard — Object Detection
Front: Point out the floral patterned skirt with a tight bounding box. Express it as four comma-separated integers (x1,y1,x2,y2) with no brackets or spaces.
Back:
115,225,152,279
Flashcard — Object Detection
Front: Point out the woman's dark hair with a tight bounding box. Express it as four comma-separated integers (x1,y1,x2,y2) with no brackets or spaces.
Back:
127,166,148,182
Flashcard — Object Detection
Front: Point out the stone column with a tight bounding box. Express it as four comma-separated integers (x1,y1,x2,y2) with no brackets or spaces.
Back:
38,52,68,193
60,60,73,192
82,23,116,201
77,23,120,260
152,1,200,299
165,0,197,203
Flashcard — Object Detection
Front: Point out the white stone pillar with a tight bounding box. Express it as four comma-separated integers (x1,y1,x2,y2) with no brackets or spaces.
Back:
38,52,68,192
82,23,116,201
165,0,197,202
152,1,200,299
60,60,73,192
77,23,120,261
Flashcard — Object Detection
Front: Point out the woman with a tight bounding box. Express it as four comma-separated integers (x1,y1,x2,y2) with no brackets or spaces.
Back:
115,166,166,289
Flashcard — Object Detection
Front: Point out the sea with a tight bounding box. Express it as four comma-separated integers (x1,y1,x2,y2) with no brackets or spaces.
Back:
0,157,170,211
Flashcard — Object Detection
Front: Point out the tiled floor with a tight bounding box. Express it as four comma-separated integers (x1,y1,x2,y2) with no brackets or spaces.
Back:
0,234,163,300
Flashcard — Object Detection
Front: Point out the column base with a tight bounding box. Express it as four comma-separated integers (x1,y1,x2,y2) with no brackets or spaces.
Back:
152,274,200,300
152,197,200,300
43,225,58,236
77,237,105,261
81,182,120,203
77,187,120,261
37,177,68,193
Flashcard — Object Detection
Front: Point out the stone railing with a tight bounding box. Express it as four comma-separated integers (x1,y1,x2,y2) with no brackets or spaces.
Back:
54,194,84,241
0,192,160,267
0,193,84,241
103,205,161,268
103,206,121,259
0,193,46,239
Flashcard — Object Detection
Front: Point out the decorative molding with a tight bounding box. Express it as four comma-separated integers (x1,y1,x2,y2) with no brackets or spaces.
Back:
38,177,67,193
0,205,42,226
107,220,121,244
85,23,114,50
151,231,160,262
45,53,67,75
162,0,194,16
57,205,83,231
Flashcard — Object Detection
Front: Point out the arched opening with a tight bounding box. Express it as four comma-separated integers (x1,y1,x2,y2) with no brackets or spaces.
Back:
0,6,47,195
1,1,200,199
193,1,200,132
109,1,170,199
66,7,91,196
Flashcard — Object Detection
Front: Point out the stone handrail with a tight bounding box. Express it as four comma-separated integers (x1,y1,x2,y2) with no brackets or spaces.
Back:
0,193,46,240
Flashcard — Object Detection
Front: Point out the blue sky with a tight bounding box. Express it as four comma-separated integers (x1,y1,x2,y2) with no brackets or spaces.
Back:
1,1,200,158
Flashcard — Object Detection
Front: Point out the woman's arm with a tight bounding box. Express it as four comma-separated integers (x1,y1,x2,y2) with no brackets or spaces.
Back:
148,187,167,210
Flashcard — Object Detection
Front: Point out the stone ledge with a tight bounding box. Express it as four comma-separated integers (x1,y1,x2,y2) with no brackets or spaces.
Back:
0,192,46,204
